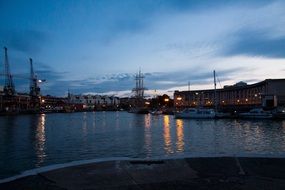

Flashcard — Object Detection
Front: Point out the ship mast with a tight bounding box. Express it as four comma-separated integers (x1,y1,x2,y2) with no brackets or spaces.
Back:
132,69,146,99
213,70,217,112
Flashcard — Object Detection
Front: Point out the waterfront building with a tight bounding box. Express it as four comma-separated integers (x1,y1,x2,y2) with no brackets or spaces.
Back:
40,95,67,112
174,79,285,111
0,92,32,112
68,94,120,110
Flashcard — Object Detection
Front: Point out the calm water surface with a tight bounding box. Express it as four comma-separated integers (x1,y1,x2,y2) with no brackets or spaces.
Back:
1,111,285,179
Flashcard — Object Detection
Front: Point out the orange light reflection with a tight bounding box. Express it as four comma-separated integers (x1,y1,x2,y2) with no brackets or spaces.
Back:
163,115,173,154
176,119,184,152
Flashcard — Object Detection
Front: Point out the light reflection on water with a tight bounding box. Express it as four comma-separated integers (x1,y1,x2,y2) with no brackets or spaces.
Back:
144,114,152,158
35,114,46,167
163,115,173,154
176,119,184,152
1,111,285,179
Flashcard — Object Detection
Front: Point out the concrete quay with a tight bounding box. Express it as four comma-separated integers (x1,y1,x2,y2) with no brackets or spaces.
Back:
1,157,285,190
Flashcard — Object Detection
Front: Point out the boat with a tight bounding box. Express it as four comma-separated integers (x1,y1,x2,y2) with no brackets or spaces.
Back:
175,70,218,119
150,110,163,115
175,108,216,119
129,70,149,114
272,107,285,119
239,108,272,119
215,112,232,119
129,107,149,114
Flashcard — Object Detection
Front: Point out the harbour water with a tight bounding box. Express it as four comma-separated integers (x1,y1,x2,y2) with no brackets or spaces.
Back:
1,111,285,179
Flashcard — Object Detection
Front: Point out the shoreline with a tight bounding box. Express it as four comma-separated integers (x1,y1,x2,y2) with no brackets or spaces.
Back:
2,153,285,183
2,156,285,189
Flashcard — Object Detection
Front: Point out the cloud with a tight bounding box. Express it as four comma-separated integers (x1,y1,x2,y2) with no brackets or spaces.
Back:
50,67,244,97
223,29,285,58
0,29,49,55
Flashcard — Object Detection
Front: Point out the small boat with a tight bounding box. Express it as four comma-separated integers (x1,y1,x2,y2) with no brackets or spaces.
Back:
175,108,215,119
239,108,272,119
272,107,285,119
215,112,232,119
150,110,163,115
129,107,149,114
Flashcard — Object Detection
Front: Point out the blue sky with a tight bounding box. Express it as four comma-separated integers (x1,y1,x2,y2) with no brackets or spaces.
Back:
0,0,285,97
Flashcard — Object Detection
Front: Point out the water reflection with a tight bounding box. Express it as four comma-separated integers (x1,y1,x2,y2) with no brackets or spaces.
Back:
176,119,184,152
144,114,152,157
163,115,173,154
2,112,285,180
115,111,120,129
35,114,46,167
82,112,87,137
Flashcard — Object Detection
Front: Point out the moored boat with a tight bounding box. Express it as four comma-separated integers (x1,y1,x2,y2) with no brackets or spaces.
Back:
215,112,232,119
175,108,215,119
239,108,272,119
150,110,163,115
129,107,149,114
272,107,285,119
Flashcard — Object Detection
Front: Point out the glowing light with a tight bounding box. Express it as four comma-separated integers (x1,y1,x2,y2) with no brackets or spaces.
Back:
164,98,169,102
145,101,150,105
41,99,45,103
176,97,182,101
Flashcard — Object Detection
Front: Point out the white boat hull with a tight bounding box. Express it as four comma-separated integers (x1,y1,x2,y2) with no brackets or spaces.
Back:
175,108,215,119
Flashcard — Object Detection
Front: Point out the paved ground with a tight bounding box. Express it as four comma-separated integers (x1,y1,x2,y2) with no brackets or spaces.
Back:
1,157,285,190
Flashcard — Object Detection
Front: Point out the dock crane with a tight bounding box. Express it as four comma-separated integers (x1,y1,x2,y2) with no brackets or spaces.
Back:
29,58,42,97
3,47,15,96
1,47,45,97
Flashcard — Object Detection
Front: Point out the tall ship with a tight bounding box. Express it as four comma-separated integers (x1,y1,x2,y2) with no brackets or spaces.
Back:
129,70,149,114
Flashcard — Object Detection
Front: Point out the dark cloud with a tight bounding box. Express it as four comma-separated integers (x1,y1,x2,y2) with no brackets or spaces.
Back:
224,29,285,58
161,0,273,12
0,29,49,55
144,67,244,90
1,66,247,96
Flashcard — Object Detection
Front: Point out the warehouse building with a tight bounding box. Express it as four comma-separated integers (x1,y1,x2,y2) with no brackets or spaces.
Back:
174,79,285,111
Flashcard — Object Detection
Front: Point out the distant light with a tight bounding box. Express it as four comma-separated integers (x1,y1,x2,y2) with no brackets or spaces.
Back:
177,97,182,101
222,100,225,103
38,79,46,83
164,98,169,102
41,99,45,103
245,98,248,102
145,102,150,105
237,99,240,103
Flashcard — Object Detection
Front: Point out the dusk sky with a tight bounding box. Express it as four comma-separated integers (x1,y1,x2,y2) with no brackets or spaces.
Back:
0,0,285,97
